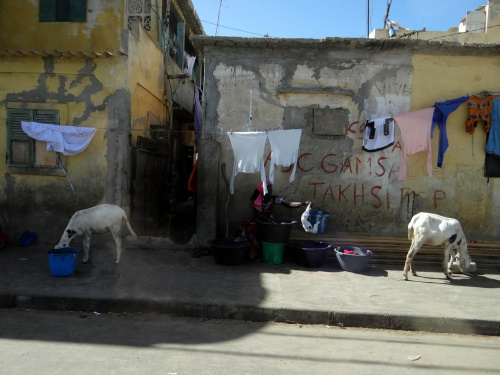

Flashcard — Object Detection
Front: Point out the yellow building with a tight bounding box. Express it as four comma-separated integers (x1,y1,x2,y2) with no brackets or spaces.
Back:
0,0,204,242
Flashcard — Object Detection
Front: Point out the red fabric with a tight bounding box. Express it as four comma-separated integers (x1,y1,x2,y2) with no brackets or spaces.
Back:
0,226,8,245
187,160,198,193
343,250,359,255
234,218,259,259
252,180,272,212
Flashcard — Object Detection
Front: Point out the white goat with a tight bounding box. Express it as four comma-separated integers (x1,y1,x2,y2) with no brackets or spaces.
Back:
55,204,137,264
403,212,471,281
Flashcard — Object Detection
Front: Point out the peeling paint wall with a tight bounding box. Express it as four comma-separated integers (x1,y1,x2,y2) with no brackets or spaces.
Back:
194,37,500,239
0,0,170,242
0,53,129,241
128,24,168,145
0,0,126,52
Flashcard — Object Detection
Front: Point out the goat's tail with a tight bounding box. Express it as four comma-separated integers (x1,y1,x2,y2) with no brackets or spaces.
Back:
123,214,138,238
408,225,414,241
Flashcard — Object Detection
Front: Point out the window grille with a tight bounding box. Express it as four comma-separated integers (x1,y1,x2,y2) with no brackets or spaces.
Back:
128,0,152,31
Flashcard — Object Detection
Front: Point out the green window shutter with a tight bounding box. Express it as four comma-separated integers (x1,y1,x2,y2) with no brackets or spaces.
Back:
7,109,34,166
6,109,59,167
34,110,59,125
58,0,71,21
69,0,87,22
39,0,57,22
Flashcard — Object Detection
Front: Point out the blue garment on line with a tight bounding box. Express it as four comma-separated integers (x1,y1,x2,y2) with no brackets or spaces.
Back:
431,96,469,168
486,98,500,157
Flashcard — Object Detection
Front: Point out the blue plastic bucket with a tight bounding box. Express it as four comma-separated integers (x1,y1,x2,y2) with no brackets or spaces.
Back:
308,211,331,234
47,248,79,277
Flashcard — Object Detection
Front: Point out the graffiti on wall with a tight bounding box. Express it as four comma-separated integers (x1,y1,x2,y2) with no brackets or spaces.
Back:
264,121,447,209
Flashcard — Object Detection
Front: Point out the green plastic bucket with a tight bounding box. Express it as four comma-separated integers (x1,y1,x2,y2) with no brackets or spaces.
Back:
262,242,285,264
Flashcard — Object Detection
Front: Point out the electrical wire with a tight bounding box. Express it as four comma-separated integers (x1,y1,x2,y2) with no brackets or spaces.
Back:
424,24,500,41
200,19,272,37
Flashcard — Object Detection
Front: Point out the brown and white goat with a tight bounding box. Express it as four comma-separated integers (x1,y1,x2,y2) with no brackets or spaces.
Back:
403,212,471,281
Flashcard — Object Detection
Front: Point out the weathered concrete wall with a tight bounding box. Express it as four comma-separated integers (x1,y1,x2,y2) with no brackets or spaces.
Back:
193,37,500,239
195,139,220,247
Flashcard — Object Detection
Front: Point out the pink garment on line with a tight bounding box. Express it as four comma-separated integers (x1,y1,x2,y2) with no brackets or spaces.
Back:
393,108,435,181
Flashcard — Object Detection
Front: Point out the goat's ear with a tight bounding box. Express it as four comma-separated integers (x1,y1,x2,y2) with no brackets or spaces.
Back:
66,229,75,238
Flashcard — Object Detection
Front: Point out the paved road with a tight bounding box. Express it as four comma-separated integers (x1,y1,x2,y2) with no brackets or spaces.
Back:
1,308,499,375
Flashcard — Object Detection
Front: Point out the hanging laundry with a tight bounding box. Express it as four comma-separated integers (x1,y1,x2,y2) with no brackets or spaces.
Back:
393,108,435,181
193,86,202,146
21,122,97,156
228,132,268,195
362,117,395,152
267,129,302,183
485,98,500,181
432,96,469,168
486,98,500,157
184,54,196,76
465,95,494,134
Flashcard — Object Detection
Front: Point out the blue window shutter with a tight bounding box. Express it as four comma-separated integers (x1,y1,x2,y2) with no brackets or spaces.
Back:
176,22,184,68
70,0,87,22
39,0,57,22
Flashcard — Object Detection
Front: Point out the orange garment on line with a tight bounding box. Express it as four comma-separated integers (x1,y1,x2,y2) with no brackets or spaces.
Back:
466,96,494,134
187,160,198,193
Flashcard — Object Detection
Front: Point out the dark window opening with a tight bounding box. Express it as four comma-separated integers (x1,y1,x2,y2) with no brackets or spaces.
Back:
39,0,87,22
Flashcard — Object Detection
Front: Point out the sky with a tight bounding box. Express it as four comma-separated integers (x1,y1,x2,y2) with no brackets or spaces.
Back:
190,0,487,39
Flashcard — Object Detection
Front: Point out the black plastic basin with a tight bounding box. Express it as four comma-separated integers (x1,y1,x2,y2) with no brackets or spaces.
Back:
294,240,332,268
211,238,250,266
257,219,297,243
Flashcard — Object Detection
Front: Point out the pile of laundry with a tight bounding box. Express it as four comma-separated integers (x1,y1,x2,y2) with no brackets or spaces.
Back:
343,249,360,255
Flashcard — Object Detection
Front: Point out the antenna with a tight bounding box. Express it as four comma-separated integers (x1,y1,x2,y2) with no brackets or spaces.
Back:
215,0,223,36
367,0,370,37
383,0,392,29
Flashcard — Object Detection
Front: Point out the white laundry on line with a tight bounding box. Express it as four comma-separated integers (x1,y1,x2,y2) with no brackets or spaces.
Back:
21,121,97,156
267,129,302,184
362,117,395,152
228,131,268,195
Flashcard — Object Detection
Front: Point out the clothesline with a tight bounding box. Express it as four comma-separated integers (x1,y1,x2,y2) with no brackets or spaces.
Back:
364,92,500,181
227,129,302,196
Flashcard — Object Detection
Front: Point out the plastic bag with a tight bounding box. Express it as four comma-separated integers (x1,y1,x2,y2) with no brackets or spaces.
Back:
301,203,319,234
